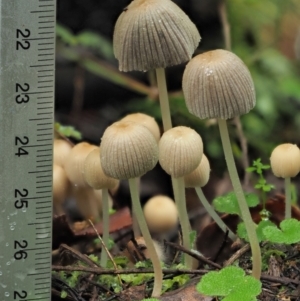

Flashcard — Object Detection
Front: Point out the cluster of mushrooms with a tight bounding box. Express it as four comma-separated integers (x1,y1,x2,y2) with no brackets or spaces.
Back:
53,0,300,297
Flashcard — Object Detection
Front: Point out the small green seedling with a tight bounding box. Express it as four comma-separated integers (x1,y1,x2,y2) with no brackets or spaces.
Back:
55,122,82,140
197,266,261,301
142,299,160,301
213,192,259,215
263,218,300,244
246,158,274,218
237,220,276,242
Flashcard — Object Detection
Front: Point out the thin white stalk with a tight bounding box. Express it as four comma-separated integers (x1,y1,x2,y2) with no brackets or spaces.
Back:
218,118,261,279
195,187,237,241
128,178,163,297
100,188,109,267
284,177,291,219
156,68,172,131
172,177,193,269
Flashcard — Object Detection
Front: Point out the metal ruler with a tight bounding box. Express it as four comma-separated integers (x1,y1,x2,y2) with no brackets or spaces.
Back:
0,0,56,300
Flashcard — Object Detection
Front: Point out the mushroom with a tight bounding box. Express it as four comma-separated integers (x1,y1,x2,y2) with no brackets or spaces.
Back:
53,164,70,215
159,126,203,268
121,112,161,142
53,139,73,167
270,143,300,219
184,154,236,240
100,120,163,297
84,147,119,267
113,0,200,131
64,142,100,222
143,195,178,234
182,49,261,279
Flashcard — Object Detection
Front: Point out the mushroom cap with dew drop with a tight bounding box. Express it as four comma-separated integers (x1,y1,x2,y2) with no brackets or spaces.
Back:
184,154,210,188
159,126,203,178
113,0,201,72
121,113,160,142
64,142,98,187
270,143,300,178
100,120,159,180
143,195,178,233
84,147,119,190
182,49,256,120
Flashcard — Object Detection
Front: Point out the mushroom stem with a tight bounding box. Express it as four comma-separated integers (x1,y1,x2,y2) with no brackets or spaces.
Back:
195,187,237,241
284,177,291,219
172,177,193,269
100,188,109,267
218,118,261,279
156,68,172,131
128,178,163,297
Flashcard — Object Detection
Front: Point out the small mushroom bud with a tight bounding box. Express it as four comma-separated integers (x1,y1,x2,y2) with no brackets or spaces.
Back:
184,154,210,188
53,139,73,167
121,113,160,142
183,49,255,120
143,195,178,233
64,142,98,187
84,148,119,190
53,164,70,215
270,143,300,219
270,143,300,178
100,121,158,180
159,126,203,178
113,0,200,72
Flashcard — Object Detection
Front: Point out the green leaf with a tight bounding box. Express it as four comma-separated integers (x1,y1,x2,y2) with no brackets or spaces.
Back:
263,218,300,244
142,299,160,301
213,192,259,215
55,122,82,140
56,24,77,46
189,230,197,249
60,290,68,299
237,220,276,242
76,31,114,60
197,266,261,301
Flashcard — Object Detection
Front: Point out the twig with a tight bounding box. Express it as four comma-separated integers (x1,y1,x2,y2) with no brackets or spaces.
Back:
59,244,101,268
88,219,122,286
260,274,300,286
223,244,250,266
164,241,222,269
52,265,210,275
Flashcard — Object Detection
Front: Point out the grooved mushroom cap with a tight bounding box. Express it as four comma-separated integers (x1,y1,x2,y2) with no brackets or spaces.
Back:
270,143,300,178
100,121,159,180
182,49,256,120
121,113,161,142
53,164,70,209
113,0,201,72
184,154,210,188
159,126,203,178
144,195,178,233
84,148,119,190
64,142,98,187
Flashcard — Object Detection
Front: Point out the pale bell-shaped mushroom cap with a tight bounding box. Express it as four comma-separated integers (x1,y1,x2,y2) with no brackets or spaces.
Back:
183,49,256,120
121,112,161,142
113,0,201,72
184,154,210,188
100,120,159,180
159,126,203,178
84,147,119,190
53,139,73,167
64,142,98,187
53,164,70,213
270,143,300,178
143,195,178,233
